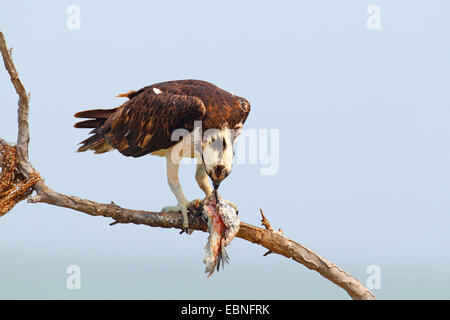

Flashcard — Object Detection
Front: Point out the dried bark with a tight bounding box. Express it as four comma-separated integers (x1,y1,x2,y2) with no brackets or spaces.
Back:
0,31,376,300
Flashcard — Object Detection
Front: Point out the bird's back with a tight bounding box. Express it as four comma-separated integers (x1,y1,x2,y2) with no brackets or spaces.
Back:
135,79,250,130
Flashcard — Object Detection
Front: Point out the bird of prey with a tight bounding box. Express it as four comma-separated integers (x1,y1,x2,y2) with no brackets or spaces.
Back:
74,79,251,230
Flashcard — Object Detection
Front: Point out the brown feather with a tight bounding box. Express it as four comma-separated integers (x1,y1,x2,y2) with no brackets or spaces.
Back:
100,90,206,157
142,80,251,130
74,80,251,157
77,134,105,152
74,108,117,119
74,119,105,129
116,90,136,98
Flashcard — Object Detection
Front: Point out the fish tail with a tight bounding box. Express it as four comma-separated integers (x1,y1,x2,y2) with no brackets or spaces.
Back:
216,239,230,272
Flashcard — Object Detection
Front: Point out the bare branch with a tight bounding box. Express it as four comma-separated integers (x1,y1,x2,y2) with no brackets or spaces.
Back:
0,31,376,300
28,185,375,300
0,32,33,177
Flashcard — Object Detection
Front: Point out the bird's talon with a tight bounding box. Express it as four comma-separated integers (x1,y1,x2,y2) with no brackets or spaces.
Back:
188,199,203,215
224,199,239,213
162,202,190,232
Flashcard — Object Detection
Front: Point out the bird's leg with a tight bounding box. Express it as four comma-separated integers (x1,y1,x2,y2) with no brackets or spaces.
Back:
187,162,214,217
161,155,189,230
195,162,213,199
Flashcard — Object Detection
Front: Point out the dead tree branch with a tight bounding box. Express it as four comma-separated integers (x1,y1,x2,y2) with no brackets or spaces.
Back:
0,31,376,300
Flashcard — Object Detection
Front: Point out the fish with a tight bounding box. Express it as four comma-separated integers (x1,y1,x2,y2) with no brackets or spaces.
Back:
202,191,240,277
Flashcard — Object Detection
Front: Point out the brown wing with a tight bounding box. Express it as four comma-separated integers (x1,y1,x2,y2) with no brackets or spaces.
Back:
98,89,206,157
126,80,251,130
232,95,251,127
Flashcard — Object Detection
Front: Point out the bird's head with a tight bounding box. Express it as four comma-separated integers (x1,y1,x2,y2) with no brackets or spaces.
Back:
202,127,234,190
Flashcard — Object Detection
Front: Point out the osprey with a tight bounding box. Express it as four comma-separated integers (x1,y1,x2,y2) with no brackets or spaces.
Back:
74,79,250,230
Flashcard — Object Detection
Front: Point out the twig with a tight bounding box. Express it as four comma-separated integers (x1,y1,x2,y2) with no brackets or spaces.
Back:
260,208,274,232
0,31,376,300
260,209,275,256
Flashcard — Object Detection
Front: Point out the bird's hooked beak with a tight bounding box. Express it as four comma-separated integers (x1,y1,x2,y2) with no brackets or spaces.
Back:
210,164,226,191
213,189,218,203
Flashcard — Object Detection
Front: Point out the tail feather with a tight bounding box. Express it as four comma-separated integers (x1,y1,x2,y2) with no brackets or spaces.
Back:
77,133,101,151
74,108,117,119
74,107,116,154
73,119,105,129
216,241,230,272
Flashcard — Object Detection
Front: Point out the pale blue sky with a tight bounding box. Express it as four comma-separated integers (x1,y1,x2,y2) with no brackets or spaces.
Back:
0,1,449,299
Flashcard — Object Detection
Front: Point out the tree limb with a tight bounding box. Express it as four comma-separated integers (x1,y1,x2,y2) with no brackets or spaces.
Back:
0,31,376,300
0,32,32,177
